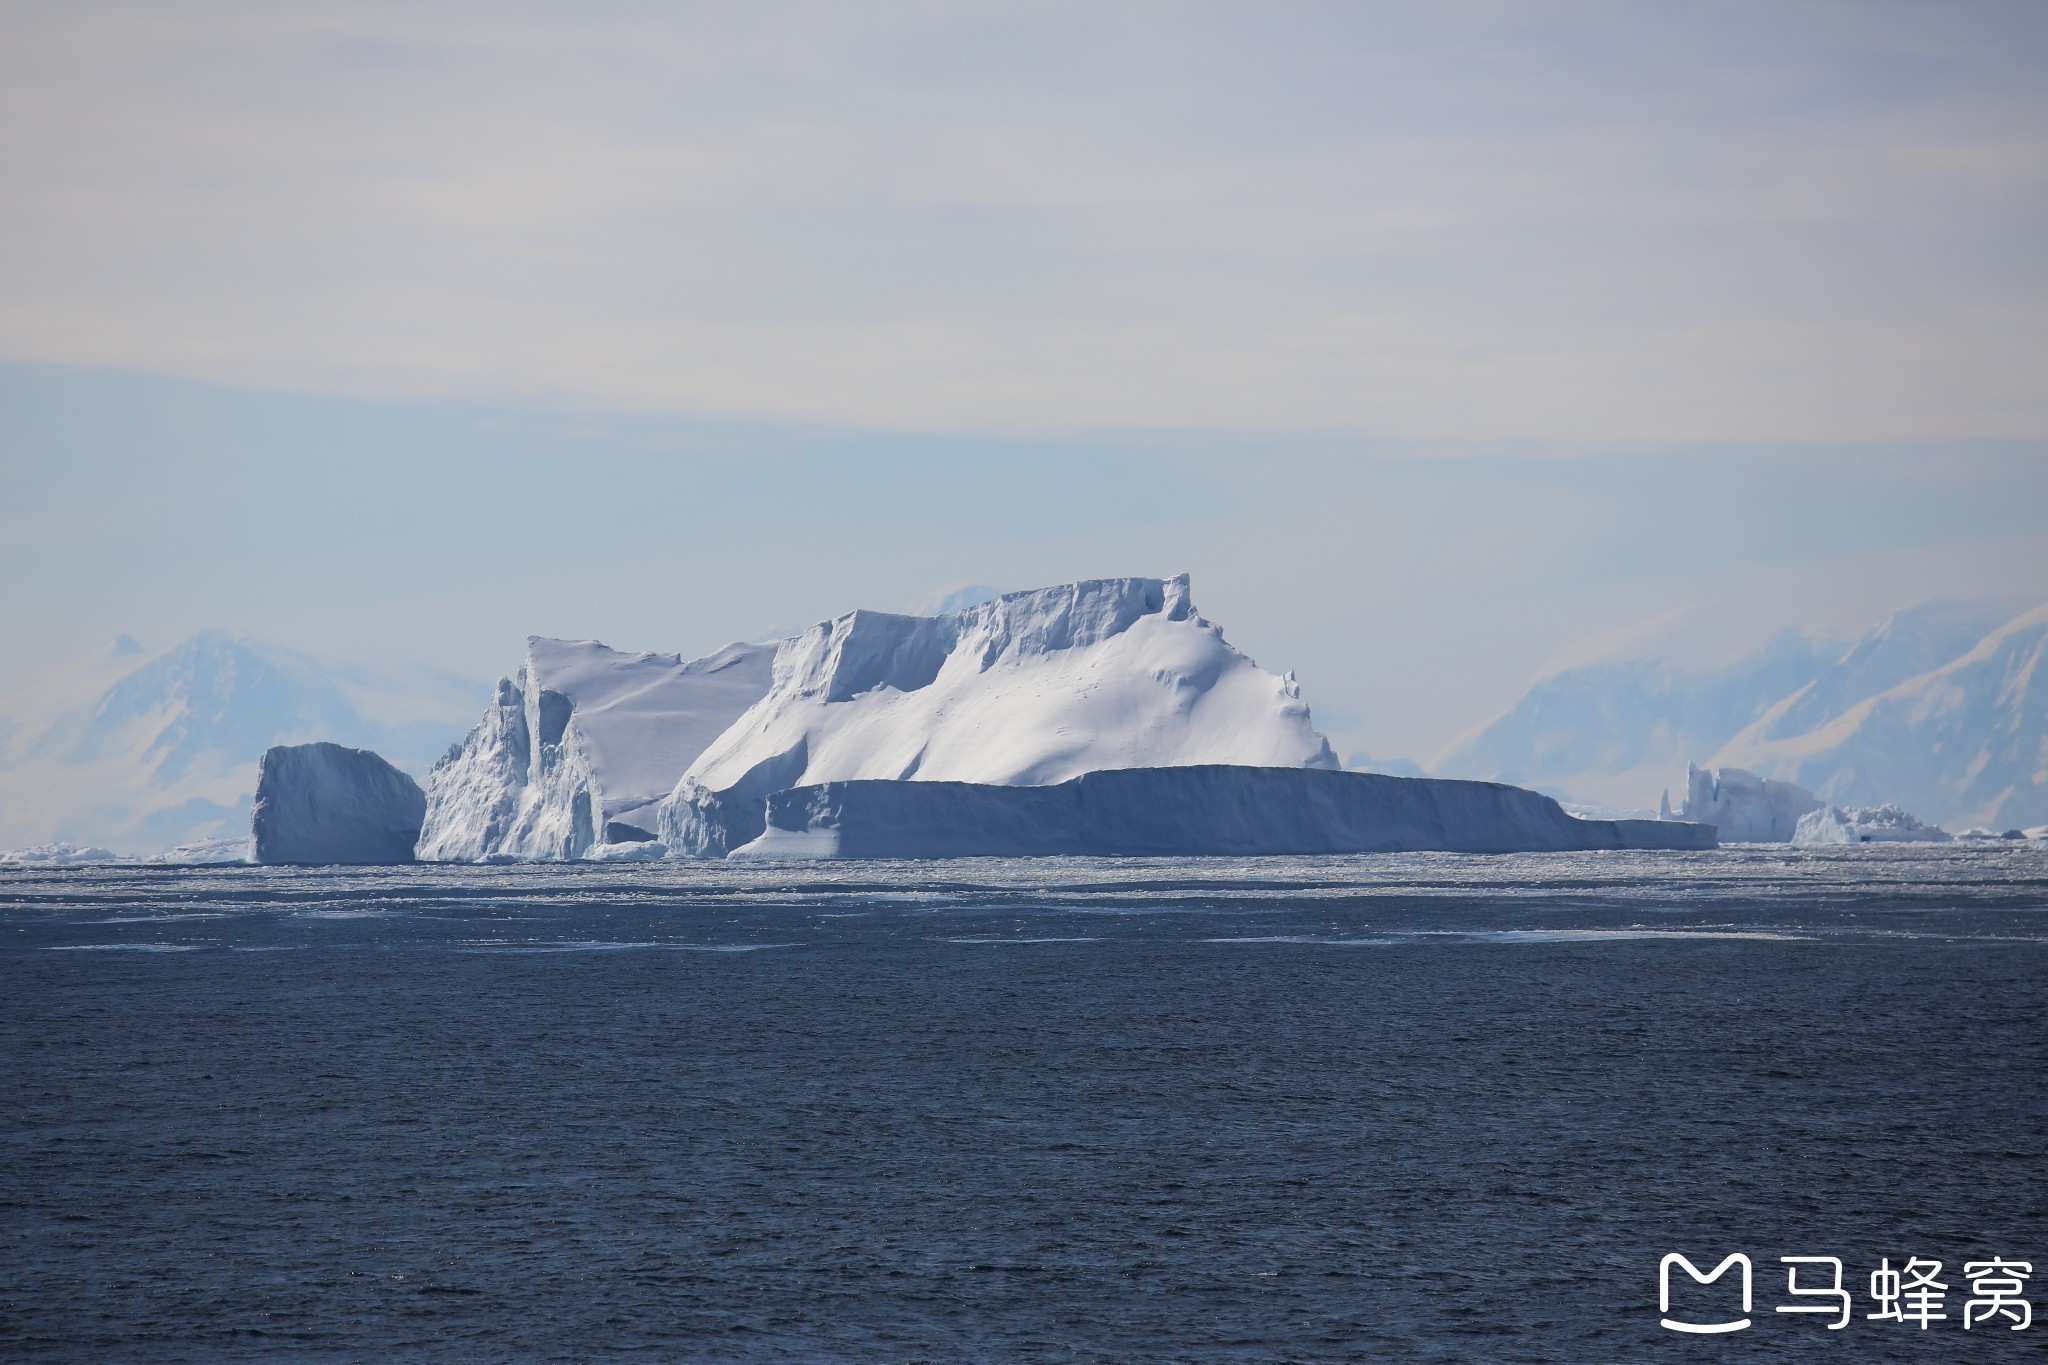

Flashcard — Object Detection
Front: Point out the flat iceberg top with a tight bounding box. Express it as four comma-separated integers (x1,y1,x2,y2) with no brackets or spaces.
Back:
684,574,1336,798
527,637,777,821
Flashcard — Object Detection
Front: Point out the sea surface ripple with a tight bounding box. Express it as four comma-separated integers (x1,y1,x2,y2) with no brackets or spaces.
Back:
3,845,2045,1361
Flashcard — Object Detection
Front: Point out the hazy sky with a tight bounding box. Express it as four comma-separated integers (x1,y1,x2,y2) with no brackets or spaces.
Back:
2,2,2045,763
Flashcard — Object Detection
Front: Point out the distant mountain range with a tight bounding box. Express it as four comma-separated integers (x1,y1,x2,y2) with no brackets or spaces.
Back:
0,632,480,853
1435,597,2048,830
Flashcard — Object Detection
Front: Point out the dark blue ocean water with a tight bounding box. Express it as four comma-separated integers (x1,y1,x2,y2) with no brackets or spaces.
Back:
3,846,2045,1362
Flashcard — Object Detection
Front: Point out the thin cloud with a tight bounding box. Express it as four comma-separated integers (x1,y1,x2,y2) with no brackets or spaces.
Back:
0,1,2044,441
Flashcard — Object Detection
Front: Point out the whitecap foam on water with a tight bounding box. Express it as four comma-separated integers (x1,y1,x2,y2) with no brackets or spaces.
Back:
44,942,206,952
662,942,805,953
943,936,1102,944
1201,935,1395,946
455,940,666,953
1455,929,1813,943
450,940,803,953
90,912,240,924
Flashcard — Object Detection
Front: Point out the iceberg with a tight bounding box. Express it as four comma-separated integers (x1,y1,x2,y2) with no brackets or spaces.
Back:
1677,763,1824,843
1346,753,1431,779
729,766,1717,859
0,841,134,865
1792,804,1951,846
661,574,1339,854
153,836,252,864
417,638,776,861
250,742,426,865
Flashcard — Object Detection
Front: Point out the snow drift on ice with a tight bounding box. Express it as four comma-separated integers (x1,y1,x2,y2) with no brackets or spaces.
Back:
660,575,1338,855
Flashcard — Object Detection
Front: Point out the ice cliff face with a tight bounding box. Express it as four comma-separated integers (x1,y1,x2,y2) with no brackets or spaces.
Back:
417,638,776,861
1678,762,1824,843
660,575,1338,855
251,742,426,865
730,767,1715,860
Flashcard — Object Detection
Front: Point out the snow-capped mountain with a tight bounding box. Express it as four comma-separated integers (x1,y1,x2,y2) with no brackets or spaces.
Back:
661,574,1337,853
0,631,481,854
1436,597,2048,830
416,637,778,861
1714,603,2048,829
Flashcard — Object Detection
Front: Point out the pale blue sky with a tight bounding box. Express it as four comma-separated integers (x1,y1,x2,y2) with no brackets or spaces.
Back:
5,362,2041,762
1,2,2045,760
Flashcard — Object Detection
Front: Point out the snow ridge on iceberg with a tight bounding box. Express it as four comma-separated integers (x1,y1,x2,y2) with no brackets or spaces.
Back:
660,574,1338,855
418,638,776,861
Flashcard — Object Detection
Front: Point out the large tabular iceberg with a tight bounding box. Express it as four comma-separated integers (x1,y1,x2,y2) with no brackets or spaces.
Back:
732,767,1717,859
417,638,775,861
251,742,426,865
659,575,1339,854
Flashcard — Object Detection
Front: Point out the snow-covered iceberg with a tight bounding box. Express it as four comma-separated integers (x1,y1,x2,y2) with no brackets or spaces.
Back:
250,743,426,865
153,836,251,864
417,638,776,861
730,767,1717,859
0,841,134,866
1674,762,1824,843
1793,804,1950,846
659,575,1339,855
